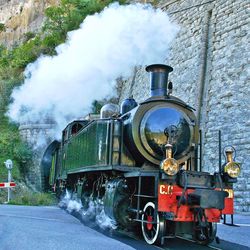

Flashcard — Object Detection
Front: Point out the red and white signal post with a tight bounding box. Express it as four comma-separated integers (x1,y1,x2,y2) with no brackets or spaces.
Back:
1,159,15,202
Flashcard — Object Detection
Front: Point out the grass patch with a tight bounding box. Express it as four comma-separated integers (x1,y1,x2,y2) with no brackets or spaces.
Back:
8,192,57,206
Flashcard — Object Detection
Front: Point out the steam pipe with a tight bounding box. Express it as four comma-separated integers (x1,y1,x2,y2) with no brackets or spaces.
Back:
219,130,222,174
197,10,212,125
146,64,173,97
199,129,202,171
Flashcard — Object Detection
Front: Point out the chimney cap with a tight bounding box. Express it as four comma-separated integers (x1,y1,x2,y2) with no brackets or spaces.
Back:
146,64,173,73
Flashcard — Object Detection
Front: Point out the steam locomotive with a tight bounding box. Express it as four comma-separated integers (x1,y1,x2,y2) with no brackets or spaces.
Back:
42,64,240,245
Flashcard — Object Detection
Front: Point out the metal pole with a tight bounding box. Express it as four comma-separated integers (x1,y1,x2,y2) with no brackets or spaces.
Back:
4,159,13,203
7,188,10,202
7,169,12,202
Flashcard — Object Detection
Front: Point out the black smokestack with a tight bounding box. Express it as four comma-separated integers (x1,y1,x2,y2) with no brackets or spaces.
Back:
146,64,173,97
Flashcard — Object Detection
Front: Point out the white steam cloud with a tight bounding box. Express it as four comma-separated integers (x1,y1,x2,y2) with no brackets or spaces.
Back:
59,190,117,230
7,3,178,139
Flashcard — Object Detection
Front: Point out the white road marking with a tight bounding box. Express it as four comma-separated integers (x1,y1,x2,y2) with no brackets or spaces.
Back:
218,223,250,227
0,213,72,223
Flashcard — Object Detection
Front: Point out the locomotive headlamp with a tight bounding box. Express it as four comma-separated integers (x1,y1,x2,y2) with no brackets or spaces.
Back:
224,148,241,178
225,162,240,178
160,144,179,175
161,158,179,175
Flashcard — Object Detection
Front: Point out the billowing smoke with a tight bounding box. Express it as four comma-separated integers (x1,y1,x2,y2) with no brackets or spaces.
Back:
59,190,82,213
59,190,117,230
7,3,178,140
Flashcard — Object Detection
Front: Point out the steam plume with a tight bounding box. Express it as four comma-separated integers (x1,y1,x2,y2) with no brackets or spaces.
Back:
59,190,117,230
7,3,178,139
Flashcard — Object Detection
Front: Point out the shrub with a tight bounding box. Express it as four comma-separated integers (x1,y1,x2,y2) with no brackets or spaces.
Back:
8,192,57,206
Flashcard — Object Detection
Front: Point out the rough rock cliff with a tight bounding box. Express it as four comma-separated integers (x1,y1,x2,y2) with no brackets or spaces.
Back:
0,0,58,47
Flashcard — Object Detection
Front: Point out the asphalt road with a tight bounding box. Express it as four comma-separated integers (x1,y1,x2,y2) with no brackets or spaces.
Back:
0,205,158,250
0,205,249,250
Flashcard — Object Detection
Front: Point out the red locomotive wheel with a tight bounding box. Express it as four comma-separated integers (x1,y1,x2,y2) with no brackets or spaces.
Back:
146,215,153,230
141,202,165,245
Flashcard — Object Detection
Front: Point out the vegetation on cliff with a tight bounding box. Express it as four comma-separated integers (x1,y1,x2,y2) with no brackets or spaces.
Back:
0,0,124,185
